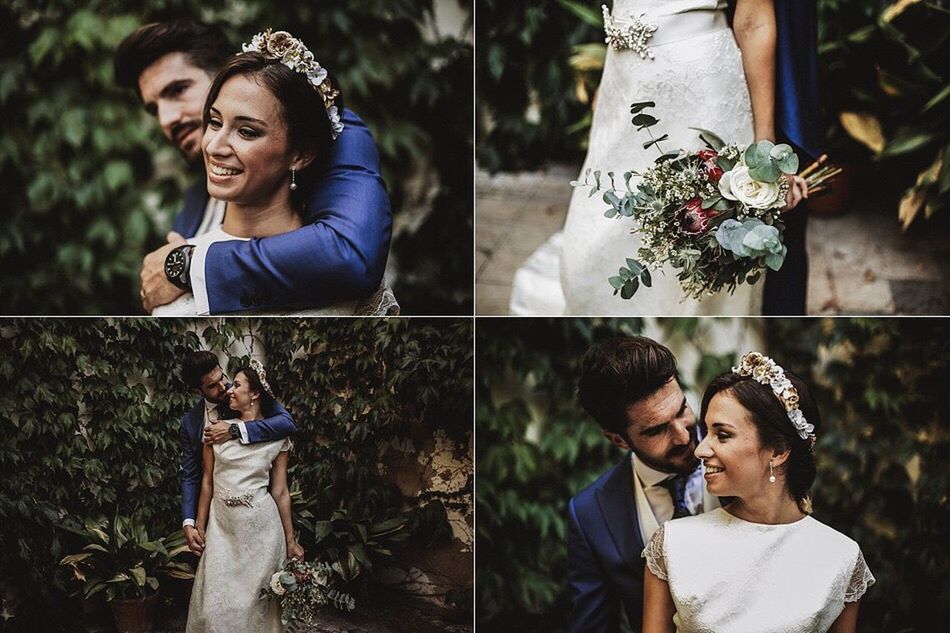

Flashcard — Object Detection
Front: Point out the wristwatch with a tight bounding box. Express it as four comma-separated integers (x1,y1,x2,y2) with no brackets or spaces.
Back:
228,423,241,440
164,244,196,291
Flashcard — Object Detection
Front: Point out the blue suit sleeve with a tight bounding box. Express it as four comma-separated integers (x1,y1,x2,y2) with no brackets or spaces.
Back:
200,110,392,314
243,401,298,444
179,416,201,524
568,498,618,633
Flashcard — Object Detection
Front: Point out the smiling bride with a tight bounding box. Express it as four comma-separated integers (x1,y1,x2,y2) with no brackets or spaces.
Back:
153,30,398,316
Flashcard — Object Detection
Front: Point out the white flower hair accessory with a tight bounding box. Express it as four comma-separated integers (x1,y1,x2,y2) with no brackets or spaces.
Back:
242,28,344,140
732,352,816,447
249,358,275,399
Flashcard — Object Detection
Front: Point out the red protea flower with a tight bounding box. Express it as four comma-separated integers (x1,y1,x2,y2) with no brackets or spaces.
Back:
679,197,718,235
697,148,724,183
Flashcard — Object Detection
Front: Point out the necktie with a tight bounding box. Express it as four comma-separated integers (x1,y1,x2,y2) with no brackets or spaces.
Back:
661,473,692,520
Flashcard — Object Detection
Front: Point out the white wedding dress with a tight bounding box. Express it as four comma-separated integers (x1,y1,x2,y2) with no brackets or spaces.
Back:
510,0,763,315
642,507,875,632
185,437,293,633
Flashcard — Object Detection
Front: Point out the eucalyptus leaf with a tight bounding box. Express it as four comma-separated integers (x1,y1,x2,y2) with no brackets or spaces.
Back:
689,127,725,151
631,113,658,128
629,101,656,114
620,277,639,299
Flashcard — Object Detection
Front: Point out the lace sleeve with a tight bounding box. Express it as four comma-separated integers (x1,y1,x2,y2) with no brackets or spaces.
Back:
356,284,400,316
641,524,668,581
279,438,293,453
844,549,875,602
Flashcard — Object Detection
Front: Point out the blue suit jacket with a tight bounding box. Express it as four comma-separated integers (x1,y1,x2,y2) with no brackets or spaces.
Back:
172,108,392,313
568,454,645,633
178,399,297,524
775,0,822,160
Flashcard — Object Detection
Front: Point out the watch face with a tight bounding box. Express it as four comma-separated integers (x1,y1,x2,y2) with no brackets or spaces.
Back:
165,249,186,278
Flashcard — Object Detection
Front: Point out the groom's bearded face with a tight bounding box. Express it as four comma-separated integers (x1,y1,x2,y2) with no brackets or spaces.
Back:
615,378,700,475
138,52,214,164
197,366,229,405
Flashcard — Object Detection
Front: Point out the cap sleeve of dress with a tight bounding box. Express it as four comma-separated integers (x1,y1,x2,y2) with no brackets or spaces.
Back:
844,548,875,602
279,438,293,453
641,523,668,581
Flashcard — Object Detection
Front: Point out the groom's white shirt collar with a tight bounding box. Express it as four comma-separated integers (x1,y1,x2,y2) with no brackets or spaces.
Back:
631,453,719,549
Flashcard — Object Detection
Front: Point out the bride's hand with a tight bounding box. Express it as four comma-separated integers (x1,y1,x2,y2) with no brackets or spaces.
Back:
782,175,808,213
287,539,304,561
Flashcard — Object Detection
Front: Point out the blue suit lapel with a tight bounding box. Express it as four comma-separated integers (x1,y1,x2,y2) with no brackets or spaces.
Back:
595,453,644,569
185,401,205,449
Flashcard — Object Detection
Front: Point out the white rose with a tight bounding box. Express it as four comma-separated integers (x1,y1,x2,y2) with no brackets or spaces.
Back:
269,572,286,596
719,165,781,209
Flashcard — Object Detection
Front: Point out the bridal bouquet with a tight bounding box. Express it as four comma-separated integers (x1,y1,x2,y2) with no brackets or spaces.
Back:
260,558,356,625
572,101,828,300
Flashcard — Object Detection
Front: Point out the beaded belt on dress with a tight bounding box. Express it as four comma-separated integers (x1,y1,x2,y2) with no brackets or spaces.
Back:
602,5,728,59
219,489,255,507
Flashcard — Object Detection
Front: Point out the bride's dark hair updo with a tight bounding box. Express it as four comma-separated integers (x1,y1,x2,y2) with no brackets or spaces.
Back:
202,51,343,202
700,369,821,507
234,365,276,409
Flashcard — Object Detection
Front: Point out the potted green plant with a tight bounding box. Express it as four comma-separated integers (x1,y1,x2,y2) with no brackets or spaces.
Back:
817,0,949,224
59,513,195,633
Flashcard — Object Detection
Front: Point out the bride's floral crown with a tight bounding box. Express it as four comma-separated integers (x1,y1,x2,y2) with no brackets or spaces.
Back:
249,358,275,399
732,352,816,447
241,29,344,140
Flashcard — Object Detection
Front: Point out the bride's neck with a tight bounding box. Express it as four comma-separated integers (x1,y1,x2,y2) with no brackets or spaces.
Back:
221,190,302,238
239,403,262,422
727,490,804,525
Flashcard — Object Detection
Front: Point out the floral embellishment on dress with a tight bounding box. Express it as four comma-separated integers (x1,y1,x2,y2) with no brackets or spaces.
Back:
602,5,658,59
221,489,255,507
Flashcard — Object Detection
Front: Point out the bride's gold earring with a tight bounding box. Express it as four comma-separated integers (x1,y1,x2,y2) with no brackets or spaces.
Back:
290,167,297,191
768,461,776,483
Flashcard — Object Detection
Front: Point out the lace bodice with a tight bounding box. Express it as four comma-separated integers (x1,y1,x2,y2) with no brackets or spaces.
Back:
211,437,291,503
642,508,875,632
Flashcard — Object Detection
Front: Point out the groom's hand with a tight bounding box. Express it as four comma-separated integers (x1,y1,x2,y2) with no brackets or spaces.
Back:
184,525,205,556
140,231,187,312
204,421,233,445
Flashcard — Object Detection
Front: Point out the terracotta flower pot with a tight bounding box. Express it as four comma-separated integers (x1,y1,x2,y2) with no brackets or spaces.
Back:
109,591,159,633
807,162,864,217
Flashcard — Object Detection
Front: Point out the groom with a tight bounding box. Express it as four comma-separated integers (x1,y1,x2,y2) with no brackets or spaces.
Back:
179,351,297,555
115,20,391,314
568,336,718,632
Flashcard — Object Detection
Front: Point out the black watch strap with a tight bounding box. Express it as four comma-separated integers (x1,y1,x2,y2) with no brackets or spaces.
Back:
164,244,195,292
229,423,241,440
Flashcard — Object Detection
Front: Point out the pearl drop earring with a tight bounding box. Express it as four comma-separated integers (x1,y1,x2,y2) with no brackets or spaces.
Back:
768,461,776,483
290,167,297,191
